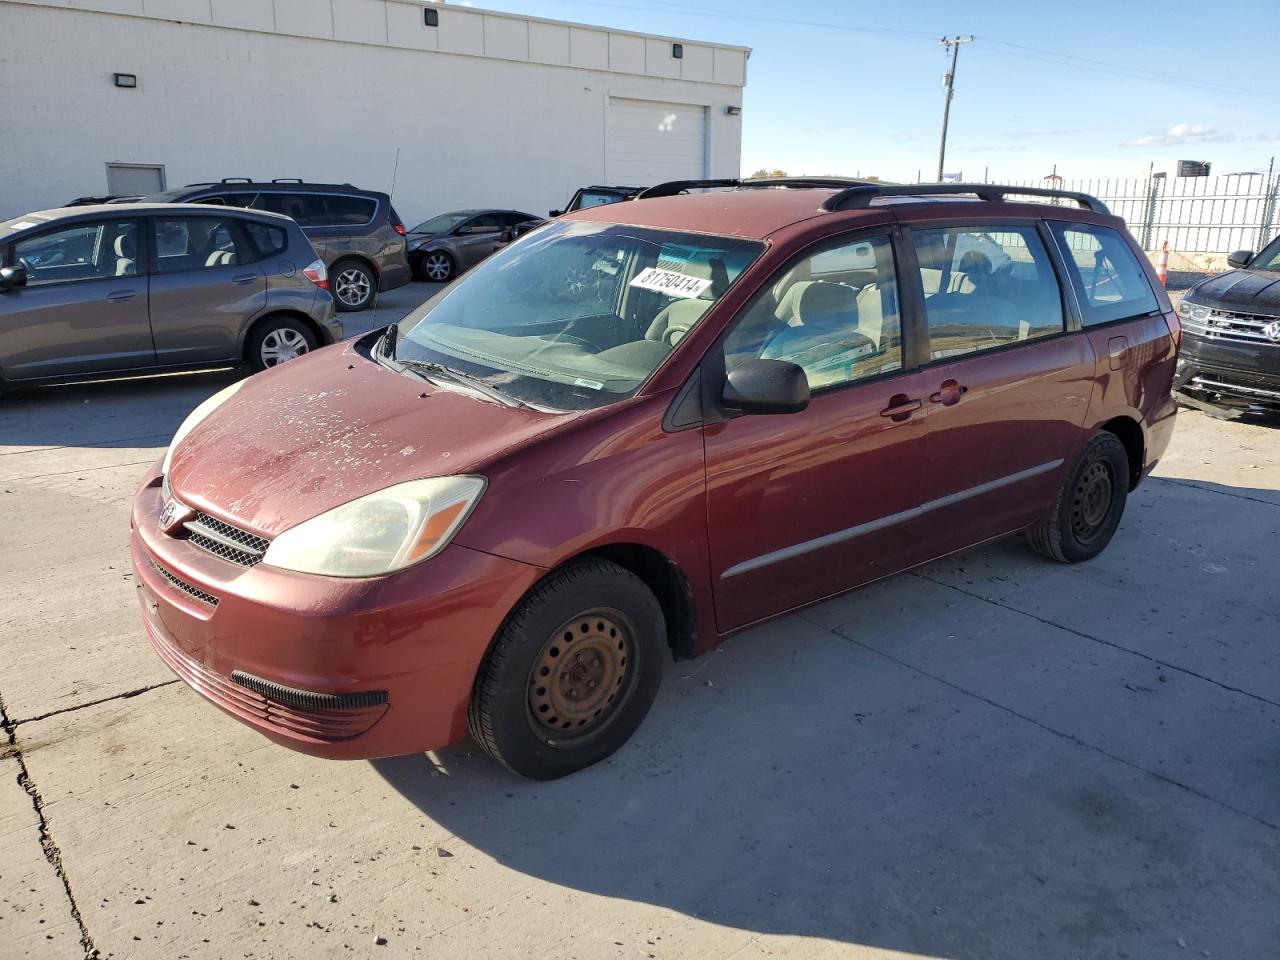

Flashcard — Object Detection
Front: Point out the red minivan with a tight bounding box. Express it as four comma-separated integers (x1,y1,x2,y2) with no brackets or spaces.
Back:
131,181,1179,779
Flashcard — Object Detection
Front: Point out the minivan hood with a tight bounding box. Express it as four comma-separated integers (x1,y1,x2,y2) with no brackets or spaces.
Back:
169,345,577,537
1190,270,1280,315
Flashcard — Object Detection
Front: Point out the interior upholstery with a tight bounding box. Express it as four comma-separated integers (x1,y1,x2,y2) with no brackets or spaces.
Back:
113,231,136,276
644,298,711,346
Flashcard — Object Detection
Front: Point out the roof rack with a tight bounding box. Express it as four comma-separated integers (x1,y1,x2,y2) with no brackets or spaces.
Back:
823,182,1109,214
271,178,304,184
220,177,252,184
637,178,742,199
637,176,886,200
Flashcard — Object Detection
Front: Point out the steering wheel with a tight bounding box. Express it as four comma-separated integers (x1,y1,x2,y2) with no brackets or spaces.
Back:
662,324,693,347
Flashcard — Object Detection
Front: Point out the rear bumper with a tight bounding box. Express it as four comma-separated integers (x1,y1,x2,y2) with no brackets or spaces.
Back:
130,464,543,759
1175,335,1280,407
378,258,412,292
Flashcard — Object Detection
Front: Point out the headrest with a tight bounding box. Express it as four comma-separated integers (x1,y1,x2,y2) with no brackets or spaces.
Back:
113,231,136,258
797,281,856,327
958,250,992,277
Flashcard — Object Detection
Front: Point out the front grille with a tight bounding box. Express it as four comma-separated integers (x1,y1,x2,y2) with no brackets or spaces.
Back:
145,622,388,742
150,559,219,606
183,513,270,567
1182,309,1280,347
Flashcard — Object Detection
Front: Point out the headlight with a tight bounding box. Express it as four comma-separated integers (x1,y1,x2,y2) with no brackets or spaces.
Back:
161,380,247,495
1177,299,1211,323
261,476,486,577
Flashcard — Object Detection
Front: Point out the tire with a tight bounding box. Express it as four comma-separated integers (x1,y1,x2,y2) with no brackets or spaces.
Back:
1027,432,1130,564
416,250,455,283
331,259,376,312
467,559,666,780
246,316,318,372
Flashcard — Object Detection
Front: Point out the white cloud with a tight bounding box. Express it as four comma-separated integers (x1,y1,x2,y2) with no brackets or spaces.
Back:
1123,122,1233,148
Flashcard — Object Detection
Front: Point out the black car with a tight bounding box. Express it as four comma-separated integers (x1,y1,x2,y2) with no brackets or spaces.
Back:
499,185,646,247
1175,240,1280,415
145,179,411,312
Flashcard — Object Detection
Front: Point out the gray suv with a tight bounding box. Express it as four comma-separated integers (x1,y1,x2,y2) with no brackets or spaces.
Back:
0,203,340,384
147,180,412,312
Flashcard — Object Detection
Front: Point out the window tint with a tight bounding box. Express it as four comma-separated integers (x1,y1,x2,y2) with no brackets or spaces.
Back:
153,216,248,273
243,221,287,258
911,225,1065,361
467,213,502,231
724,233,902,391
253,193,375,226
13,220,140,285
1050,223,1159,326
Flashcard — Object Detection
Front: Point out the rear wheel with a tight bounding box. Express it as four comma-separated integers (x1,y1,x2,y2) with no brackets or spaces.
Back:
467,559,665,780
246,316,317,372
1027,432,1129,563
331,259,376,311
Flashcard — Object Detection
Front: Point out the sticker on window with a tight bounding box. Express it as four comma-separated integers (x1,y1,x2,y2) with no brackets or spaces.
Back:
629,267,712,299
573,377,604,390
10,221,37,231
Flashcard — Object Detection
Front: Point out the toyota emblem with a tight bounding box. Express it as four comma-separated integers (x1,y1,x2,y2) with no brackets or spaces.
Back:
1264,319,1280,344
159,500,180,531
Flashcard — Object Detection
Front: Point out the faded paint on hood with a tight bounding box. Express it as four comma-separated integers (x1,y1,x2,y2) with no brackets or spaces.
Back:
169,343,578,536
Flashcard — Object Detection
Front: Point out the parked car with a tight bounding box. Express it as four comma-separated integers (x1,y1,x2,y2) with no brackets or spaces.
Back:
0,203,339,384
145,179,411,312
405,209,537,282
551,184,644,217
1173,239,1280,416
132,181,1178,779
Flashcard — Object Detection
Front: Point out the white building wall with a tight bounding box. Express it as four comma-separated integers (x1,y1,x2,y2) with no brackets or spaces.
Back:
0,0,748,223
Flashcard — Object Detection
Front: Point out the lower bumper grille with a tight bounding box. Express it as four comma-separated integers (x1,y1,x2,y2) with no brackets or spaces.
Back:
150,559,218,606
145,622,388,742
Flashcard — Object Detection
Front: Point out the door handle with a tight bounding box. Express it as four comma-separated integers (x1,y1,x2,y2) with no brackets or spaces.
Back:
106,290,137,303
231,274,257,285
929,379,967,406
879,394,923,421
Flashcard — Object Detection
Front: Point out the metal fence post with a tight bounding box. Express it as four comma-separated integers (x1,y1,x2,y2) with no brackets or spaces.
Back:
1141,177,1160,251
1257,179,1279,252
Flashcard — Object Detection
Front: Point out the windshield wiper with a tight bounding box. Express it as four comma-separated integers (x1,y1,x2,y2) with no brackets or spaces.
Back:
396,358,529,409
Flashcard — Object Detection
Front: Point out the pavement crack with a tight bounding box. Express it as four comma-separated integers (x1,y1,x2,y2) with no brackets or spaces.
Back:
0,689,103,960
809,617,1280,834
1153,475,1280,508
12,679,181,727
911,571,1280,711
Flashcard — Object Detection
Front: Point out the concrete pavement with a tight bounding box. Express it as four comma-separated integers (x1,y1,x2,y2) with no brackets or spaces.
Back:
1,301,1278,958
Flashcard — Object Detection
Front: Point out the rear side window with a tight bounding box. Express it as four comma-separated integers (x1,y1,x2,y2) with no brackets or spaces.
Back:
1050,223,1158,326
910,225,1066,361
153,216,251,273
242,221,287,258
253,193,375,227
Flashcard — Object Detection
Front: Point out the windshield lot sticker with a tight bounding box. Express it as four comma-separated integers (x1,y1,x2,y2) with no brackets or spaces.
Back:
629,267,712,299
573,377,605,390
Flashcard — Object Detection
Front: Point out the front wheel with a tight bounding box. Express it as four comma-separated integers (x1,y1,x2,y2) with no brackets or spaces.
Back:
467,559,665,780
416,250,455,283
331,259,376,311
1026,432,1129,563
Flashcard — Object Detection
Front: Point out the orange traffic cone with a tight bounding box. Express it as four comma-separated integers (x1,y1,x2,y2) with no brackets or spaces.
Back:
1156,241,1169,286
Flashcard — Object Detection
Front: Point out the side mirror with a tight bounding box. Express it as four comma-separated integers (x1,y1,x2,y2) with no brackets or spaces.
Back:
1227,249,1254,269
0,265,28,293
722,359,809,415
548,209,563,218
498,227,514,243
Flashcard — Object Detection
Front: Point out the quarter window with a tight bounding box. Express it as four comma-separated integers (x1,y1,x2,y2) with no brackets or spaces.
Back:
243,222,287,258
1049,223,1159,326
911,225,1065,361
12,220,140,285
153,217,249,273
723,233,903,391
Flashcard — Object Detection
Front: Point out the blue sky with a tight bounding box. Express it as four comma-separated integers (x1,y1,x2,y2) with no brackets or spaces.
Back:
467,0,1280,182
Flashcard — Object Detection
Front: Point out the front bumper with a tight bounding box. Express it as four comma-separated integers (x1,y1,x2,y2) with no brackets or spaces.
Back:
1175,333,1280,408
130,463,543,759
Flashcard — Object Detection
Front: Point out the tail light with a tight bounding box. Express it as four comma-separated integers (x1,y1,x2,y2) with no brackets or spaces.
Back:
302,258,329,291
1164,309,1182,352
393,222,406,237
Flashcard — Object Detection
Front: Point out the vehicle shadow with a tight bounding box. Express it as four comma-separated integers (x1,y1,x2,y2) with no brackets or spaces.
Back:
0,367,245,450
370,479,1280,959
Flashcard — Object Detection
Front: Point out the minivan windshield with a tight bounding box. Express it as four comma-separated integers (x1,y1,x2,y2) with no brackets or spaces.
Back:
1250,237,1280,272
394,220,764,410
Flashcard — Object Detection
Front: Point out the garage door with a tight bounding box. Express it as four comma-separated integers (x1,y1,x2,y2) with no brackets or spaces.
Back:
606,97,707,185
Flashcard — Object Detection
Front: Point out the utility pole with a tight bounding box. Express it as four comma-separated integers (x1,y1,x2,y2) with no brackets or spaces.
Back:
936,35,974,182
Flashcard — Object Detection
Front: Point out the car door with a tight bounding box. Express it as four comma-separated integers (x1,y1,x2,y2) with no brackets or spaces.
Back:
146,214,267,364
454,213,504,268
0,217,154,380
903,221,1095,556
703,230,933,631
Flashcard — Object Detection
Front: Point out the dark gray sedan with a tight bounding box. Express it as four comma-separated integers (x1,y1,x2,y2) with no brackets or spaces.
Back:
0,203,340,385
406,209,537,282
